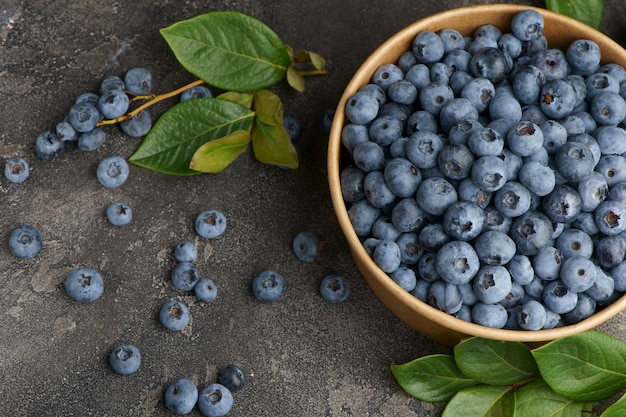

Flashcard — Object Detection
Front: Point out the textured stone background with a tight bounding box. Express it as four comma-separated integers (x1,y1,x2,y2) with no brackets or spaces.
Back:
1,1,626,416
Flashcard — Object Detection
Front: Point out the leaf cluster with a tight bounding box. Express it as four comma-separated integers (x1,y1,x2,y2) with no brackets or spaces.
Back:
391,331,626,417
128,11,326,175
540,0,604,29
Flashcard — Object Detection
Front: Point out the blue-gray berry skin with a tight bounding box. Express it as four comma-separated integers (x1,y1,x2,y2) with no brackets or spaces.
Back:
457,178,492,209
174,241,197,263
395,232,423,265
100,75,125,94
391,198,426,234
587,72,622,101
320,274,350,303
363,171,396,209
443,201,486,241
509,211,554,256
560,256,598,293
539,78,578,119
419,82,454,116
97,88,129,119
195,210,227,239
106,202,132,227
120,110,152,137
413,31,444,64
541,184,582,224
197,383,233,417
473,230,516,266
595,235,626,270
4,157,29,183
78,128,106,152
56,121,78,142
219,364,246,392
585,268,616,302
97,156,129,188
489,94,522,122
418,223,450,252
472,265,513,304
405,130,444,170
554,228,594,259
532,246,563,281
428,280,463,314
35,130,64,160
372,216,401,241
340,166,366,202
466,126,503,157
435,240,480,285
416,177,458,216
437,143,475,180
471,302,508,329
543,280,579,314
195,278,218,303
109,344,141,376
512,65,545,105
282,115,303,143
345,91,379,125
596,155,626,187
505,121,544,157
65,267,104,303
159,300,190,331
517,299,547,330
181,85,212,101
460,78,495,114
594,200,626,235
165,378,198,414
9,224,43,259
292,231,321,263
68,102,102,133
594,125,626,155
563,293,597,324
507,255,534,286
384,158,422,198
512,9,544,41
252,270,285,302
493,181,532,218
352,141,384,172
410,279,432,302
124,67,152,95
171,261,200,291
540,120,567,154
406,110,438,135
532,48,570,81
439,98,479,133
348,199,381,237
471,155,508,192
388,80,418,105
373,239,401,273
518,161,555,197
391,267,417,292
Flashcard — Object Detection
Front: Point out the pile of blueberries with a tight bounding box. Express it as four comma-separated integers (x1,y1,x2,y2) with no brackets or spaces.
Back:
341,9,626,330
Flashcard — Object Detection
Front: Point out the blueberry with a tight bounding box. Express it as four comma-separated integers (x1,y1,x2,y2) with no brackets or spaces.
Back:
438,28,466,53
4,157,29,183
417,252,441,283
412,31,444,64
539,78,578,119
418,223,450,252
493,181,532,218
489,94,522,122
521,104,547,125
509,210,554,256
282,115,303,143
512,65,545,105
197,383,233,417
516,299,547,330
525,275,547,299
364,170,396,209
106,201,132,227
498,32,523,58
540,120,568,154
252,270,285,302
109,344,141,375
97,156,129,188
594,200,626,235
372,216,401,241
448,119,483,146
368,116,402,147
594,125,626,155
542,184,582,223
219,364,246,392
165,378,199,414
595,155,626,187
430,62,453,84
590,91,626,126
384,158,422,198
406,110,438,136
100,75,125,94
439,98,479,133
378,102,412,124
56,121,78,142
78,128,106,151
449,71,475,96
594,235,626,269
124,67,152,95
560,255,597,292
347,199,381,236
405,64,432,90
437,143,475,180
471,302,508,328
159,300,190,331
496,148,523,182
68,102,102,132
397,51,418,73
559,114,586,136
467,126,503,157
340,166,365,203
458,178,492,209
608,181,626,205
435,240,480,285
65,267,104,303
373,239,401,273
181,85,213,101
469,47,509,85
345,91,379,125
443,49,472,73
419,83,454,118
195,210,227,239
352,141,384,172
585,73,621,101
415,176,458,216
9,224,43,259
507,254,534,286
320,274,350,303
372,63,404,91
532,48,570,81
505,121,544,157
97,88,129,119
585,267,615,302
175,241,197,263
568,133,600,164
511,10,544,41
388,80,418,105
553,142,595,183
443,201,486,241
427,280,463,314
411,279,432,302
195,278,218,303
499,282,525,309
483,205,513,234
76,92,100,106
555,228,594,259
471,155,508,192
600,63,626,84
532,246,563,281
472,265,513,304
474,230,516,266
567,39,601,75
390,267,417,292
518,161,556,197
120,110,152,137
395,232,423,265
543,280,579,314
35,130,64,160
563,293,597,324
577,171,608,212
453,305,473,323
292,231,322,263
171,261,199,291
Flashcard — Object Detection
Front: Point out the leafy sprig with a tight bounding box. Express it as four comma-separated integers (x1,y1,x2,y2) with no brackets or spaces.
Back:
392,330,626,417
542,0,604,29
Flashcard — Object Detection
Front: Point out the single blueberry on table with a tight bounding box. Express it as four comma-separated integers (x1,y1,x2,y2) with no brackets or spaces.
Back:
174,241,197,263
181,85,213,101
197,383,233,417
219,364,246,392
9,224,43,259
252,270,285,302
159,300,191,331
4,157,29,183
106,201,132,227
120,110,152,137
35,130,64,160
292,231,322,263
65,267,104,303
320,274,351,303
282,115,303,143
56,121,78,142
171,261,200,291
195,210,227,239
78,128,106,152
165,378,198,414
195,278,218,303
97,156,129,188
124,67,152,95
109,344,141,375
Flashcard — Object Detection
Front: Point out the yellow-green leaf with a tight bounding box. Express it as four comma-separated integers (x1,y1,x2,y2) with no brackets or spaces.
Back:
254,89,284,126
217,91,254,109
252,118,298,169
189,130,251,173
287,66,305,92
308,51,326,70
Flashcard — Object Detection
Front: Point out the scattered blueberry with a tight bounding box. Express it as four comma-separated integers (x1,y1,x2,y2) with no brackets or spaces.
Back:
165,378,199,414
120,110,152,137
195,278,218,303
124,67,152,95
171,261,200,291
9,224,43,259
109,344,141,375
252,270,285,302
65,267,104,302
174,241,197,263
195,210,227,239
181,85,213,101
282,115,303,143
320,274,350,303
197,383,233,417
97,156,129,188
4,157,29,183
106,202,132,226
35,130,64,160
219,364,246,392
159,300,190,331
292,231,322,263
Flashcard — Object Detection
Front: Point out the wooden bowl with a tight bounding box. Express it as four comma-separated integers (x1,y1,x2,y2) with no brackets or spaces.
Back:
327,4,626,346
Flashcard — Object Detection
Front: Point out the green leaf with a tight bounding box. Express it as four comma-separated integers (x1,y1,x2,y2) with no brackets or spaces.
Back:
390,354,480,403
189,129,251,173
441,385,514,417
129,98,254,175
217,91,254,108
160,11,291,92
454,337,539,386
600,392,626,417
253,89,284,126
286,66,305,92
546,0,604,29
251,118,299,169
514,379,596,417
532,330,626,402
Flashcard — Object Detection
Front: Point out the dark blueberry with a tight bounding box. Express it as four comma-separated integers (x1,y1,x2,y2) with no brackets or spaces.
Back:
372,63,404,91
171,261,200,291
35,130,64,160
541,184,582,223
499,33,523,58
427,280,463,314
449,71,476,96
282,115,303,143
442,201,486,241
417,252,441,283
319,108,336,135
341,123,370,154
509,210,554,256
364,171,396,209
384,158,422,199
348,199,381,236
180,85,212,101
388,80,418,105
443,49,472,73
345,91,379,125
352,141,385,172
109,344,141,376
391,198,426,234
410,279,432,302
219,364,246,392
389,137,409,159
435,240,480,285
595,235,626,269
340,166,365,203
448,119,483,146
372,216,401,241
405,131,444,169
499,282,525,309
252,270,285,302
406,110,438,135
437,143,476,180
405,64,432,90
418,223,450,252
292,231,322,263
369,115,403,146
469,47,509,85
395,232,423,265
419,82,454,116
439,98,479,133
474,230,516,266
320,274,351,303
165,378,198,414
415,177,458,216
397,51,418,73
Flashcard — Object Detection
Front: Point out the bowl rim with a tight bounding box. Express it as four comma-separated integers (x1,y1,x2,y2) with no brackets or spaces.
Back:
328,3,626,343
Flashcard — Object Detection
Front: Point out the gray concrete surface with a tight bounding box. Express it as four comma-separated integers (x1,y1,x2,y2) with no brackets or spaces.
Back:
1,0,626,416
